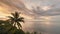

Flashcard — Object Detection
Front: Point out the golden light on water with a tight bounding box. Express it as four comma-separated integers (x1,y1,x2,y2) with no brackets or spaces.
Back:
41,16,51,25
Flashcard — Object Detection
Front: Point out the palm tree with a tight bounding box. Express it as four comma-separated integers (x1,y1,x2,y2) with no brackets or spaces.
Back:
7,12,24,29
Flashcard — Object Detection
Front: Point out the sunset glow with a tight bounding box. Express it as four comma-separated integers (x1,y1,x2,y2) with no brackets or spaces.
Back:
40,16,51,25
42,6,51,11
0,0,60,34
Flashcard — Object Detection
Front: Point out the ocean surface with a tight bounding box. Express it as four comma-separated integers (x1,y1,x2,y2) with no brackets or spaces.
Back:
22,16,60,34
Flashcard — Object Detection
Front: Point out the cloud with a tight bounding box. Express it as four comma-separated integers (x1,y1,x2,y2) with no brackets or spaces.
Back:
0,0,60,19
0,0,26,10
43,9,60,16
0,0,36,20
31,6,60,16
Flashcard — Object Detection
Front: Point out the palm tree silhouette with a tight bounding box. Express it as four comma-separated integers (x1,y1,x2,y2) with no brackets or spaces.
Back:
7,12,24,29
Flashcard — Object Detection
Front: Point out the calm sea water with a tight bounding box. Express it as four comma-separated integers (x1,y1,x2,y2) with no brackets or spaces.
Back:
22,17,60,34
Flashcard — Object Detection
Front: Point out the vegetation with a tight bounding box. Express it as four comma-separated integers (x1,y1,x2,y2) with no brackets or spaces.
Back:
0,12,25,34
0,12,42,34
7,12,24,29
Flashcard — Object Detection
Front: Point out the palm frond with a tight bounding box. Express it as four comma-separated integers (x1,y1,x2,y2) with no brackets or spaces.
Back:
7,12,24,29
15,12,19,18
7,16,14,25
17,22,22,29
11,13,15,18
19,17,24,19
18,18,24,23
7,16,14,21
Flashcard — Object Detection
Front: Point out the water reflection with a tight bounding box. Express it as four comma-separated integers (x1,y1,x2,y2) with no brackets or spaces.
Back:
22,16,60,34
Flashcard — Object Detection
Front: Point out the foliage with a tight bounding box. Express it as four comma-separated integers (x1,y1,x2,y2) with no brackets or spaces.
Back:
7,12,24,29
0,12,25,34
0,20,25,34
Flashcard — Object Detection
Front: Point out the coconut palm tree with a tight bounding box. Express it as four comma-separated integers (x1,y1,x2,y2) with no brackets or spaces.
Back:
7,12,24,29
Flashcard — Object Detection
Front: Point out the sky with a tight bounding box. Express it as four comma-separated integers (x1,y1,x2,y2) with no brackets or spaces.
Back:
0,0,60,32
